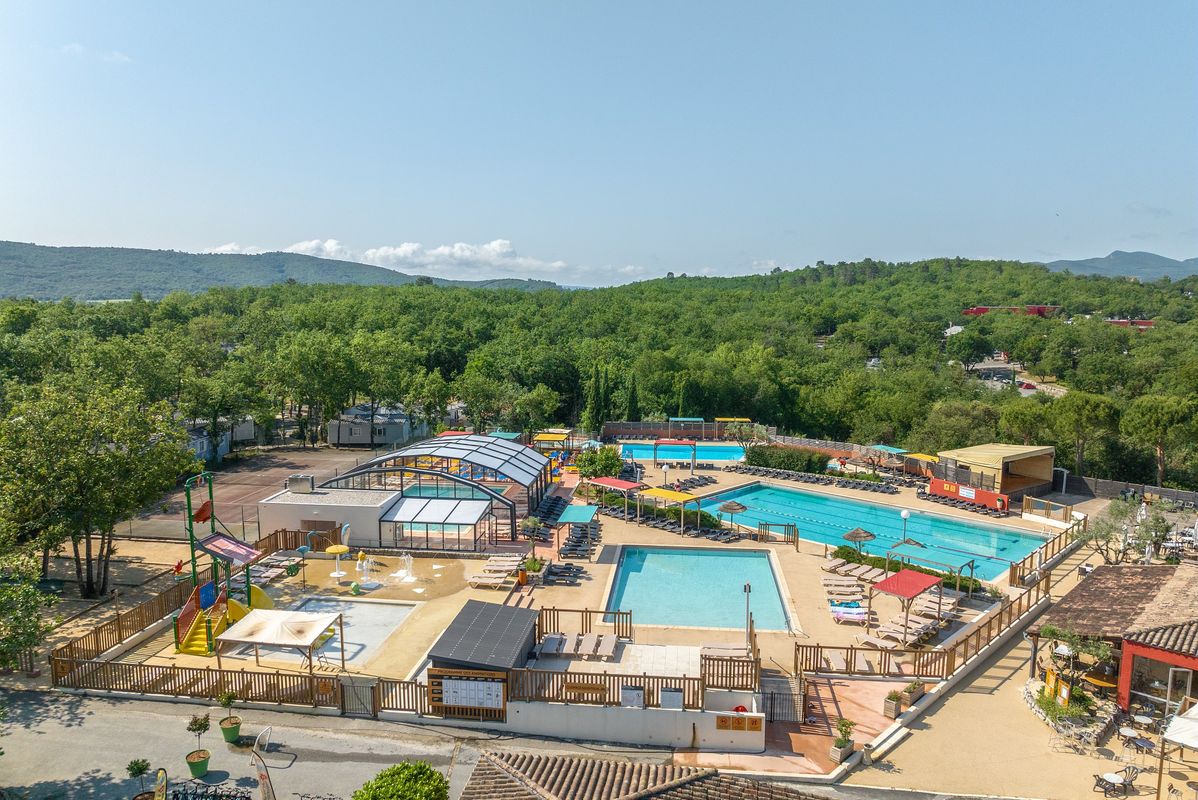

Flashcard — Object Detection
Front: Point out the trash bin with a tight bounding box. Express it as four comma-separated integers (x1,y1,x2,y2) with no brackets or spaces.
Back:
862,743,874,766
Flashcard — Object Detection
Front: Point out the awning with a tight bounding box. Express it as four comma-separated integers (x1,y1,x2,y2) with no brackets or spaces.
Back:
197,533,262,568
437,430,470,437
906,453,940,463
558,505,598,524
533,432,569,443
869,444,908,455
381,497,491,526
217,609,340,650
872,568,943,601
887,543,976,572
714,417,751,423
588,477,642,492
488,431,522,440
655,439,697,447
669,417,705,422
1165,703,1198,748
640,487,697,504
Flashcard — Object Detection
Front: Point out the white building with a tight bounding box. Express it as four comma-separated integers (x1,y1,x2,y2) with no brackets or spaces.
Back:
326,404,429,448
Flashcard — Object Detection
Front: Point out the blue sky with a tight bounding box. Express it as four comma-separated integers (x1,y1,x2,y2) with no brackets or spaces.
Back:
1,2,1195,285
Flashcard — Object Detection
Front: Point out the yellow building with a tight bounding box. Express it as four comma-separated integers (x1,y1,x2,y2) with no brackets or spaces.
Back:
936,443,1055,495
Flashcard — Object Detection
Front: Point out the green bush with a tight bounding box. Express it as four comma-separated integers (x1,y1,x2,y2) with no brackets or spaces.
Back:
1035,687,1093,721
832,545,985,593
744,445,828,473
595,490,724,529
353,762,449,800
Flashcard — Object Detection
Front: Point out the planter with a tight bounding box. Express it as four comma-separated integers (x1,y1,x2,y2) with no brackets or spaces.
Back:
186,749,210,778
525,563,550,586
829,742,855,764
902,684,925,705
883,698,902,719
220,716,242,743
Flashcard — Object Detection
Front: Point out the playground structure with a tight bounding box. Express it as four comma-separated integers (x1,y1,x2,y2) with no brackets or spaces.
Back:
173,472,275,656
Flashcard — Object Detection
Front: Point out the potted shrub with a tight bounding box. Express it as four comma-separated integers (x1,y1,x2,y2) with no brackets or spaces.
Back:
127,758,152,800
884,690,902,719
352,761,449,800
829,717,856,763
522,555,547,585
185,713,211,778
902,679,925,705
217,690,242,743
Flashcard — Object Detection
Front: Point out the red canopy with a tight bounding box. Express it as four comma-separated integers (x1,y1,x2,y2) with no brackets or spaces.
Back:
436,430,470,437
655,439,697,447
588,477,642,492
872,568,942,601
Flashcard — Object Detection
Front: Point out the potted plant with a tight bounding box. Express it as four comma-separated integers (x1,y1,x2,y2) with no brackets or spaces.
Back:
185,713,211,778
902,679,925,705
829,717,856,763
217,690,242,743
884,690,902,719
522,555,547,584
127,758,152,800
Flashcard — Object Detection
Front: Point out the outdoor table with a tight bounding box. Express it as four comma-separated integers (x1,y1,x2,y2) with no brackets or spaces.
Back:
1132,714,1154,727
1102,772,1124,785
1119,726,1138,740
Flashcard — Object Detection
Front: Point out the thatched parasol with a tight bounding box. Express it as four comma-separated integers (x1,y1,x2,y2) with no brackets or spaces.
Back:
843,527,877,554
719,500,748,528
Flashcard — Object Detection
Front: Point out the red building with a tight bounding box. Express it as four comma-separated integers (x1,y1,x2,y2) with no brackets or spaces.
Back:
961,305,1061,317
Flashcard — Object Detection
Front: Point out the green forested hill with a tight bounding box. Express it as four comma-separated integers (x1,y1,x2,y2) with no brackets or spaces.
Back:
0,241,557,299
1046,250,1198,281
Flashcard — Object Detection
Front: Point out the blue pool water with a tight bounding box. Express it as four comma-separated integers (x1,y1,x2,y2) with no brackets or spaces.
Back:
620,443,745,461
700,484,1044,581
606,546,789,630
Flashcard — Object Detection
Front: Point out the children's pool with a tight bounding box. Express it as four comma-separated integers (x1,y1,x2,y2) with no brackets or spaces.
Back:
700,483,1045,581
620,443,745,461
230,597,415,666
606,546,789,630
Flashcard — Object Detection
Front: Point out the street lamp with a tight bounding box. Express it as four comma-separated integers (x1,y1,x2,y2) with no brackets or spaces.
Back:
901,509,911,539
744,582,752,650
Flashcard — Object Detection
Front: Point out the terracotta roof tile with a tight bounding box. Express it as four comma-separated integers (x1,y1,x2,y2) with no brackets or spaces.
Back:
1125,620,1198,657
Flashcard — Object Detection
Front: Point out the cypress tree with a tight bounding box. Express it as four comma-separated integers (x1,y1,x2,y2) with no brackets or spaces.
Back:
625,373,641,421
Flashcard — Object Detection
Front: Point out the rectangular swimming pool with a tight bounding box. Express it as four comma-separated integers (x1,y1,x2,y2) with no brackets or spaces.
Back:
620,443,745,461
699,483,1045,581
606,546,789,630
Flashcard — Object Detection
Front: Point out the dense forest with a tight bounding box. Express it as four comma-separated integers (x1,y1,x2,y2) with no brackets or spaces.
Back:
1,257,1197,491
0,241,557,300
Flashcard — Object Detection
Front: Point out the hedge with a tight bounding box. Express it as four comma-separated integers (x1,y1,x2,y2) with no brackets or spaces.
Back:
744,445,828,474
832,545,988,593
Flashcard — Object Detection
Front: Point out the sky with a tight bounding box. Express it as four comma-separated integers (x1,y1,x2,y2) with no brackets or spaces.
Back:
1,2,1195,286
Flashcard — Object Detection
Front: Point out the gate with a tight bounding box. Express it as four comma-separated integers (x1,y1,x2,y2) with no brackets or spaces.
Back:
340,675,379,718
758,677,805,723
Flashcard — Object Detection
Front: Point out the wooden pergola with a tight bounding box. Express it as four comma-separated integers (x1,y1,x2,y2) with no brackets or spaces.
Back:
639,486,701,531
652,439,697,471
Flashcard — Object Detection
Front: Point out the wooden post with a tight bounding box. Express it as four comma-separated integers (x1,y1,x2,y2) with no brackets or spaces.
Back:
339,614,347,671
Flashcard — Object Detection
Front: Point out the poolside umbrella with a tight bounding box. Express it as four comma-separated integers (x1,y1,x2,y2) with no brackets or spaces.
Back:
843,527,877,554
719,500,748,529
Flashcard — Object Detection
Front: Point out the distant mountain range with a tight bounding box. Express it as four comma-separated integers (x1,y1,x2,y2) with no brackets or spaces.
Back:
0,241,558,300
1045,251,1198,281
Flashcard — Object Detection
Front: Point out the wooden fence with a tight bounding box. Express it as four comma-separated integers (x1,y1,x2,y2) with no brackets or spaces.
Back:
379,678,430,715
1007,515,1085,586
507,668,704,709
253,528,311,554
795,571,1052,679
52,566,218,663
536,607,634,641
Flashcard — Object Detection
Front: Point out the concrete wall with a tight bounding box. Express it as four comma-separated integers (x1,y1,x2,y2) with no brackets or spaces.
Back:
258,499,391,548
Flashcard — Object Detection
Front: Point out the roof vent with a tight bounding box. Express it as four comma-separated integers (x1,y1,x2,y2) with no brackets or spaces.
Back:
287,475,315,494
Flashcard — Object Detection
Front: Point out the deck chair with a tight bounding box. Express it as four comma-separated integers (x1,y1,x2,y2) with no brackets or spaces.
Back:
578,632,600,658
535,633,565,657
595,634,617,661
822,558,848,573
560,632,581,657
468,574,511,589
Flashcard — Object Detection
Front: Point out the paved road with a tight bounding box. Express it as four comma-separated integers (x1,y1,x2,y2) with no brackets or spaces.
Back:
0,690,1033,800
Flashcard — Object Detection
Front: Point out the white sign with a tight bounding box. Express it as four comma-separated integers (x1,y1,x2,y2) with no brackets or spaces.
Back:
959,486,976,500
442,677,503,709
620,685,645,708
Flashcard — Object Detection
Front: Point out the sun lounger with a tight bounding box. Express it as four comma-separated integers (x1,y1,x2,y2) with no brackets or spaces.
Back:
825,585,864,596
535,633,565,657
594,634,617,661
822,558,848,573
822,576,859,586
856,634,895,650
560,632,580,656
482,563,519,573
822,651,848,671
468,574,512,589
858,568,887,583
578,632,599,658
832,611,870,625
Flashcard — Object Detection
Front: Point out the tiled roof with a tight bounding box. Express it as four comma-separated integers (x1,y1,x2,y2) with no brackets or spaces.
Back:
1125,620,1198,657
1031,565,1178,639
461,753,825,800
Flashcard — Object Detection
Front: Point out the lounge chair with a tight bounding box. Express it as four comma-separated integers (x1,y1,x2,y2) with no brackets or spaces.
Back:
822,558,848,573
468,574,512,589
832,610,870,625
560,632,580,656
535,633,565,657
594,634,617,661
825,585,864,597
700,642,750,657
856,634,895,650
578,632,600,658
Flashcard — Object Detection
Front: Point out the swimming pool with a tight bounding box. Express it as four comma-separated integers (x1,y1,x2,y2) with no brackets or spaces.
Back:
231,597,415,666
606,546,789,630
699,484,1045,581
620,443,745,461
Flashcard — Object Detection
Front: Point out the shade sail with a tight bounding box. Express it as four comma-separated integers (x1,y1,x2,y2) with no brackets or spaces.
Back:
640,487,697,503
714,417,751,422
218,609,340,649
488,431,522,440
872,568,943,600
533,432,568,442
906,453,940,463
1165,703,1198,747
887,543,976,572
557,505,598,524
588,477,642,492
655,439,697,447
381,497,491,526
668,417,704,422
869,444,908,455
197,533,262,568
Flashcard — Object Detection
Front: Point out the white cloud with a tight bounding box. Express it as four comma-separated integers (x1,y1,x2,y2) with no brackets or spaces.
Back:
57,43,85,56
199,237,650,286
56,43,132,64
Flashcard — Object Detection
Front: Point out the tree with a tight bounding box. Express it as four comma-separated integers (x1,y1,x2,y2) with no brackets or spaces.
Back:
409,369,449,432
574,447,623,479
353,762,449,800
581,363,603,433
725,422,769,450
1121,394,1193,486
945,329,990,371
1000,396,1051,445
453,372,517,433
1051,391,1118,475
0,381,196,598
126,758,151,792
625,373,641,421
1038,623,1113,694
0,550,57,669
509,384,560,438
350,331,422,448
1075,498,1136,565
